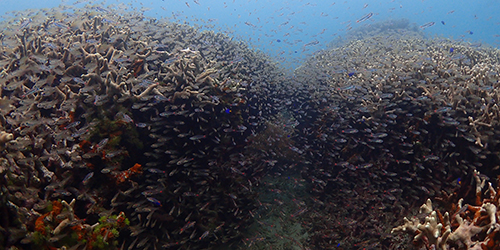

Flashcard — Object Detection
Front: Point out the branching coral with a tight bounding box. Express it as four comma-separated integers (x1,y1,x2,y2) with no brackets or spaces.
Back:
392,170,500,250
28,199,129,249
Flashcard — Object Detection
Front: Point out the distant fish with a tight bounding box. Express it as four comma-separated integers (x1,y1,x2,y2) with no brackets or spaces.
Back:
105,150,124,159
164,57,177,64
198,230,209,240
92,6,110,13
180,221,196,234
43,43,58,49
53,22,70,29
21,87,40,98
470,42,481,47
342,128,358,134
356,12,373,23
189,135,206,141
17,18,32,31
244,21,257,28
441,21,445,25
279,21,289,27
64,121,80,130
72,77,85,84
101,18,116,24
120,113,134,123
82,172,94,185
147,197,162,206
419,22,435,29
94,138,109,152
304,40,319,47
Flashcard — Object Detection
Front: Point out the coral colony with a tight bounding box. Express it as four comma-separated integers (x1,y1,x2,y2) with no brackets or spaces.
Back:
0,5,500,250
392,170,500,249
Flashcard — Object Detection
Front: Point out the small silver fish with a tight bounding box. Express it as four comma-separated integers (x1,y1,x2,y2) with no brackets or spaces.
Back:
18,18,32,31
356,12,373,23
420,22,435,29
82,172,94,185
189,135,206,141
94,138,109,152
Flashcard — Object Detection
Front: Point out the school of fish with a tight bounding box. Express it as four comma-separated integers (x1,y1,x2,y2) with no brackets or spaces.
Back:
0,4,500,250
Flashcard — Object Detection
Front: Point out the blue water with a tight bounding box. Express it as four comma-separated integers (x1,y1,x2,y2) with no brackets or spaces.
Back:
2,0,499,70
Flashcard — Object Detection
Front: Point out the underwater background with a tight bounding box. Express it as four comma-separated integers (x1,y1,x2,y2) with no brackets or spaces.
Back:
2,0,499,70
0,0,500,250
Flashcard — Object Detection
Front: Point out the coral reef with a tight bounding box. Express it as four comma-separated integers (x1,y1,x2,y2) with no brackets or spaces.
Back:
0,6,500,250
245,111,302,164
0,130,13,150
285,20,500,248
0,4,282,249
24,199,129,249
392,170,500,249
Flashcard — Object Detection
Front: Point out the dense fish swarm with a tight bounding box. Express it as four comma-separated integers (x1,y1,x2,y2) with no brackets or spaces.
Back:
0,5,286,250
285,24,500,248
0,4,499,250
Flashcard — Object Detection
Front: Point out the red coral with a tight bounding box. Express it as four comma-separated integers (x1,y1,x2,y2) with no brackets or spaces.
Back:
35,214,48,235
110,163,143,184
129,163,142,174
51,200,62,215
34,200,63,235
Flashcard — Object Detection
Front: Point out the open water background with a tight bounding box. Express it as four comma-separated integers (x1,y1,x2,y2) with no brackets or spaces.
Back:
2,0,499,71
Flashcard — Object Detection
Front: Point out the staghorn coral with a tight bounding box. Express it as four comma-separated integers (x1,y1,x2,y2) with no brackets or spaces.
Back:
391,199,452,249
26,199,129,250
392,170,500,250
289,22,500,248
0,4,282,250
